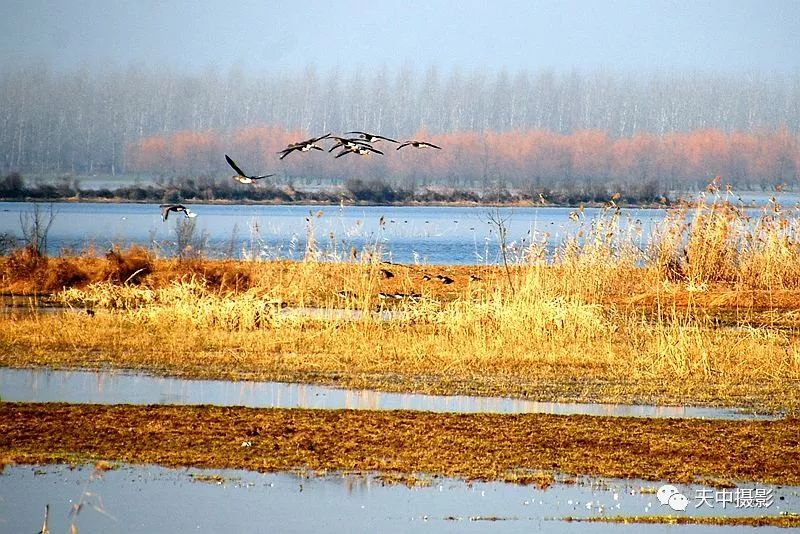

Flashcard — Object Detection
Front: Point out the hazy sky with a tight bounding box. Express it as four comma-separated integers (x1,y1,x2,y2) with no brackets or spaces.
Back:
1,0,798,73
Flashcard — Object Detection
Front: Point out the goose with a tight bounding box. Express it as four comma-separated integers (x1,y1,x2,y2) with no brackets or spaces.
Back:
345,131,398,144
160,204,197,221
278,133,332,160
380,268,394,279
435,274,454,284
225,155,275,184
328,136,373,153
396,140,442,150
335,145,384,158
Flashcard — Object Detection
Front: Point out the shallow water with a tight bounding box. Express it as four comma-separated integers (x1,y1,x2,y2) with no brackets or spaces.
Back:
0,368,773,420
0,464,796,533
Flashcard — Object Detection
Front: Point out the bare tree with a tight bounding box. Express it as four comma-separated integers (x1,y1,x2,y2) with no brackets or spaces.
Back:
19,203,57,256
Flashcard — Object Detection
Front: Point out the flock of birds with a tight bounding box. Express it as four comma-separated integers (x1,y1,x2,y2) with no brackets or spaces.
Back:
160,130,441,221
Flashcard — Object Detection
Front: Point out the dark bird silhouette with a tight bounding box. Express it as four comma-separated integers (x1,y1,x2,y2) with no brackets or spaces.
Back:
278,133,332,159
380,268,395,279
469,274,482,282
335,145,384,158
328,136,373,152
345,131,398,144
160,204,197,221
422,274,432,281
396,140,442,150
435,274,454,284
225,155,275,184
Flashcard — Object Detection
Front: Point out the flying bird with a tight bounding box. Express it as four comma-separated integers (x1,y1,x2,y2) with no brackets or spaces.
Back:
160,204,197,221
328,136,373,152
335,145,384,158
396,140,442,150
345,131,399,144
278,133,332,159
225,155,275,184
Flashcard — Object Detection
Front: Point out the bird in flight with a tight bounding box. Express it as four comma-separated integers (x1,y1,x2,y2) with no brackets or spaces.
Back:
278,133,332,159
160,204,197,221
328,136,373,153
345,131,399,144
396,140,442,150
225,155,275,184
335,145,384,158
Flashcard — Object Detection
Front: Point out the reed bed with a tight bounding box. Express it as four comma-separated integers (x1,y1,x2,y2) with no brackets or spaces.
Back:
1,197,799,411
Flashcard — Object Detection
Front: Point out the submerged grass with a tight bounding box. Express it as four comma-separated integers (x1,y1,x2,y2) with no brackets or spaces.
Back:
565,515,800,528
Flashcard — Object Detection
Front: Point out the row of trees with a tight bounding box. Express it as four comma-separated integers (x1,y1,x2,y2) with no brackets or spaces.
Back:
125,127,800,193
1,63,799,177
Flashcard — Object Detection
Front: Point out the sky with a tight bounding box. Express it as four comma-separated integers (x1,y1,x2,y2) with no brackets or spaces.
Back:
1,0,799,74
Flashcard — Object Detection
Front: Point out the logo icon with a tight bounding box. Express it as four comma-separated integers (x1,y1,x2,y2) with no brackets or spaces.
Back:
657,484,689,511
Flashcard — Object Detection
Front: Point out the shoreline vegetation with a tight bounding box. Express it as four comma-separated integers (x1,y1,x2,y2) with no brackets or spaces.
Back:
0,171,675,207
1,195,799,413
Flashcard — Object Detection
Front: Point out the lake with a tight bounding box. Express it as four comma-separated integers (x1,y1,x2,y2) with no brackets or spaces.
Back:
0,195,796,264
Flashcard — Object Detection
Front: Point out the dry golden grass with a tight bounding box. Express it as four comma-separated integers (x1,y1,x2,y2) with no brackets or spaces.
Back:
1,198,799,411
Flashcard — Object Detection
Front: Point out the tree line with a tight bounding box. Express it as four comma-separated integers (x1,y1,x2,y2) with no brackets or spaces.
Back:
125,126,799,194
1,63,799,185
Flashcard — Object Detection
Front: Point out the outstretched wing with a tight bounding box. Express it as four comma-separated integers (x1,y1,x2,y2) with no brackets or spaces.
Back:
374,134,398,143
420,142,442,149
367,146,384,155
344,131,367,137
225,155,246,177
159,205,171,220
334,148,353,159
311,132,332,143
278,147,296,160
396,142,412,150
251,174,275,180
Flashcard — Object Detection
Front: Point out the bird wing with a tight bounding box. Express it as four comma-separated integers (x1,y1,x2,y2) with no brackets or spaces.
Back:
368,146,384,155
278,147,297,159
329,140,345,152
225,155,246,177
334,148,353,159
252,174,275,180
160,205,170,220
374,134,399,143
421,142,442,149
396,142,411,150
311,132,332,143
344,131,368,137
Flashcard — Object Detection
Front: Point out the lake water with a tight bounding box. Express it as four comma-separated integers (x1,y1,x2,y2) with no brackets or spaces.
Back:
0,201,665,265
1,464,796,534
0,368,774,420
2,195,797,264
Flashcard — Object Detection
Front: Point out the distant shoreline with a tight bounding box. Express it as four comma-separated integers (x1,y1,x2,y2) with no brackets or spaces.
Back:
0,195,672,209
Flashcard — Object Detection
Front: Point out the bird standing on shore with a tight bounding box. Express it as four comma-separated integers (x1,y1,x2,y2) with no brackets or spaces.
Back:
160,204,197,221
225,155,275,184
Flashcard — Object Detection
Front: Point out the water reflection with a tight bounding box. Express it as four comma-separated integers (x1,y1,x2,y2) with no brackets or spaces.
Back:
1,464,796,534
0,367,773,420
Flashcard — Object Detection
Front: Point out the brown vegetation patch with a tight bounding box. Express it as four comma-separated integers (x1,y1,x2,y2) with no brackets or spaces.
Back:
1,403,798,486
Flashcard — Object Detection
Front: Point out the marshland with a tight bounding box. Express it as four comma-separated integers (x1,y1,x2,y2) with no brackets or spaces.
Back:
3,2,800,531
